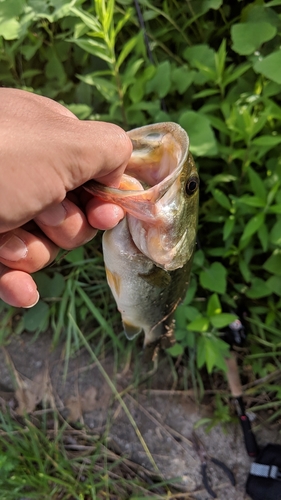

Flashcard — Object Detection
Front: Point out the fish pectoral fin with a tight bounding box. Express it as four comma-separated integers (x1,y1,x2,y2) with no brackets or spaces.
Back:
139,266,171,287
122,321,142,340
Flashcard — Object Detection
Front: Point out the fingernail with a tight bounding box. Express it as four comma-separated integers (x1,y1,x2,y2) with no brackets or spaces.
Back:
0,235,28,261
23,291,40,308
36,202,67,227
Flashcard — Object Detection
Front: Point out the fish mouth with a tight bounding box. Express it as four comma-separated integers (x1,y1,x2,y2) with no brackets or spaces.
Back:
83,122,188,222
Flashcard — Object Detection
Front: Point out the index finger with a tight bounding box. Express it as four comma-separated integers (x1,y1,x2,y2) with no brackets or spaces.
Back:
63,121,133,191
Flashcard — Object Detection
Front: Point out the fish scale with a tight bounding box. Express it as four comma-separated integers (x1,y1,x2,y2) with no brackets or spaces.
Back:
84,122,199,348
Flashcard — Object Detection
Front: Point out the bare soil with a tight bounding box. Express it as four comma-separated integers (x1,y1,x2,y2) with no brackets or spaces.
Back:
0,331,280,500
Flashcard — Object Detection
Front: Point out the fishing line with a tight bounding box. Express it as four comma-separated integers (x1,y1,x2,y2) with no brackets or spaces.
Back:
133,0,168,113
133,0,154,65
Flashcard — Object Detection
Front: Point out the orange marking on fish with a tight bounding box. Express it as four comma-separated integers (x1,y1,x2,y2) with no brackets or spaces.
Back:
105,267,121,296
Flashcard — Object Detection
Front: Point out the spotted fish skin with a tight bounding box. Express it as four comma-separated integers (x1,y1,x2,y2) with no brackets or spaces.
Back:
84,123,199,347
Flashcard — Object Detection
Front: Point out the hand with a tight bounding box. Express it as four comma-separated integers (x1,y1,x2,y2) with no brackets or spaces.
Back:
0,88,132,308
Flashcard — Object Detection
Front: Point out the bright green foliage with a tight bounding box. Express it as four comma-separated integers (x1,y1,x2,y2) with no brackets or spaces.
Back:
231,22,277,56
172,291,234,373
1,0,281,381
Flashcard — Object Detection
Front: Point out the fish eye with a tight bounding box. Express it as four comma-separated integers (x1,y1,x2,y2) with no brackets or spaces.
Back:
186,176,199,195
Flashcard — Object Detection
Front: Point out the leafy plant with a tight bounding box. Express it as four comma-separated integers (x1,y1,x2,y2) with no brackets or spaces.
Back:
0,0,281,391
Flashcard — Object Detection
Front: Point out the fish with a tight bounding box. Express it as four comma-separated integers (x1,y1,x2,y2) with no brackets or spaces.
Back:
84,122,199,349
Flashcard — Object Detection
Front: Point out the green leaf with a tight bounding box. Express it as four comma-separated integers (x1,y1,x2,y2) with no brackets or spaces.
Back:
65,103,92,119
197,336,206,369
223,216,235,241
0,18,20,40
129,65,155,103
193,249,205,267
115,7,133,35
146,60,171,98
21,37,43,60
207,293,221,317
238,195,266,208
266,276,281,296
207,174,237,188
258,223,269,252
179,111,217,156
175,328,195,348
188,0,222,19
223,62,251,87
0,0,24,18
240,212,265,241
254,50,281,84
185,331,195,348
197,334,229,373
183,44,215,73
184,306,201,322
205,115,229,134
212,188,231,210
33,272,65,298
182,276,197,305
247,166,267,200
214,39,226,79
266,0,281,5
116,34,139,69
64,247,85,263
193,417,212,429
199,262,227,294
102,0,114,33
49,0,77,22
263,251,281,275
171,66,195,94
268,204,281,214
77,75,117,101
23,301,50,332
69,6,100,31
246,278,272,298
239,258,251,283
270,220,281,246
267,182,280,206
188,316,209,332
174,304,187,329
231,22,276,55
166,343,184,357
175,328,187,340
70,38,113,64
45,51,66,84
252,135,281,147
0,0,24,39
193,89,220,99
210,313,237,328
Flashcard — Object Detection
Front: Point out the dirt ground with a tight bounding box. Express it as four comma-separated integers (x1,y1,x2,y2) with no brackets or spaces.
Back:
0,331,280,500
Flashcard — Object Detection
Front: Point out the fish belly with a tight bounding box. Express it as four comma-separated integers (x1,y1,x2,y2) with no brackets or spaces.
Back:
103,218,191,346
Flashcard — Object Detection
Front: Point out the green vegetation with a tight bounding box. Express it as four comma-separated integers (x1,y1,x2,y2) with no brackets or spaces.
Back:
1,0,281,497
0,412,177,499
1,0,281,383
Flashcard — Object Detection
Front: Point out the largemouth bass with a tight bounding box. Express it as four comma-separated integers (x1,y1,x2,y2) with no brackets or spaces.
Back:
84,123,199,348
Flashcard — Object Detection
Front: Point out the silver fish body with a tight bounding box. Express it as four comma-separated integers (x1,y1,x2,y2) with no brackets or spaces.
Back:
84,123,199,347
